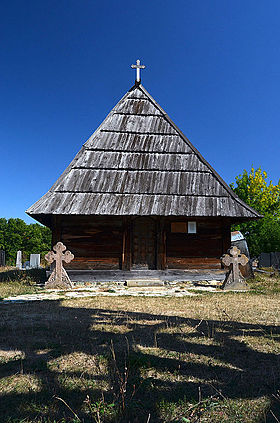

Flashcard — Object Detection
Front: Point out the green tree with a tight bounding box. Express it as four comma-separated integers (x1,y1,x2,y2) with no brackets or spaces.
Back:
0,218,51,265
0,218,8,250
230,168,280,257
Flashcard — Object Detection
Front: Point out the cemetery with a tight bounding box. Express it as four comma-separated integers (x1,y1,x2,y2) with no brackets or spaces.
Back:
1,64,280,422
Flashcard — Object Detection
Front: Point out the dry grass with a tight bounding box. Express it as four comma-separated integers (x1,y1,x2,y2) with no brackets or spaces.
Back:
0,267,46,299
0,280,42,299
0,274,280,422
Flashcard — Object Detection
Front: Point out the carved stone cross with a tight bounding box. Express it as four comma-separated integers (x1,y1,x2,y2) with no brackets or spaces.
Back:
221,246,249,290
45,242,74,289
131,59,146,82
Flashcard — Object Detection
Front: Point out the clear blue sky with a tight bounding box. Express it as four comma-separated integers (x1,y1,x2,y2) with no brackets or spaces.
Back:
1,0,280,224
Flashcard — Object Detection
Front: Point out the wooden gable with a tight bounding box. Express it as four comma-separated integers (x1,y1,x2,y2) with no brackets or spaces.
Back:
27,83,261,223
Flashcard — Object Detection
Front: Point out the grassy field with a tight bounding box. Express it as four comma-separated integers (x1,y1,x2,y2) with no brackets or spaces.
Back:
0,267,45,299
0,273,280,422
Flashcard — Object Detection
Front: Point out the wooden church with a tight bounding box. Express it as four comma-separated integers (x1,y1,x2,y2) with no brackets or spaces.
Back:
26,61,261,272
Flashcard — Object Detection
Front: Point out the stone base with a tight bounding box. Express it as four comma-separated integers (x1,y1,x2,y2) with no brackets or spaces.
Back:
222,271,249,291
45,267,73,290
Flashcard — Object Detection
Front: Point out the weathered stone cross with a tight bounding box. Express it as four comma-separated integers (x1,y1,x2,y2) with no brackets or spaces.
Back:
221,246,249,290
45,242,74,289
131,59,146,82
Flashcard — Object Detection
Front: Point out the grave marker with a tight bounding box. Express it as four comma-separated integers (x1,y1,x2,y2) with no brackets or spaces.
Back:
259,252,271,268
271,252,280,269
45,242,74,289
221,246,249,290
259,252,280,269
16,251,22,269
30,254,40,268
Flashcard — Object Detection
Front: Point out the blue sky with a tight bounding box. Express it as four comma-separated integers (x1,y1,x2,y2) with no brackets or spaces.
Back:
1,0,280,223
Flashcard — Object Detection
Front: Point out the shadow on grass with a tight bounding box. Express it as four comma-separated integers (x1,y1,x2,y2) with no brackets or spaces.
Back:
0,268,47,284
0,300,280,422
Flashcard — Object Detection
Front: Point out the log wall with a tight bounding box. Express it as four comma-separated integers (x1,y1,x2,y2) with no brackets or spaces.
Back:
166,218,231,269
59,216,123,270
52,215,231,270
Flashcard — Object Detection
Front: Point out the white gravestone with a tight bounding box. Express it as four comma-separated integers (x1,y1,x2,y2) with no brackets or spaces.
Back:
30,254,40,268
16,250,22,269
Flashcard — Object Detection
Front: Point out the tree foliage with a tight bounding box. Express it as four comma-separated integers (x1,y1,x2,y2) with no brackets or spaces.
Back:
230,168,280,257
0,218,51,265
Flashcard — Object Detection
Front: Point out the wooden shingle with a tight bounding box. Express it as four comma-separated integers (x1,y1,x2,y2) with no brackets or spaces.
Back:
26,83,261,220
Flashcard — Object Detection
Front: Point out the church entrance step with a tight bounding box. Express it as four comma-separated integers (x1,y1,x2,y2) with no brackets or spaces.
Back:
66,269,226,283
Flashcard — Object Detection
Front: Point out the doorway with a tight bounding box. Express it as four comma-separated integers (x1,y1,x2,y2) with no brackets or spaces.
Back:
132,217,156,269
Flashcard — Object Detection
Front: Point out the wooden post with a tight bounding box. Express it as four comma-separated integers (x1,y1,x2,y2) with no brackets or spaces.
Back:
157,217,166,270
52,215,61,246
162,219,167,269
122,217,131,270
222,219,231,255
122,220,126,270
127,218,131,270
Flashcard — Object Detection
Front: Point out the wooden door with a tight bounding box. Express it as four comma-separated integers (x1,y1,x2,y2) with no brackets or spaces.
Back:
132,217,156,269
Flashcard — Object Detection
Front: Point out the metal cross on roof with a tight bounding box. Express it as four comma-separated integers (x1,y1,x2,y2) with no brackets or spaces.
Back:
131,59,146,83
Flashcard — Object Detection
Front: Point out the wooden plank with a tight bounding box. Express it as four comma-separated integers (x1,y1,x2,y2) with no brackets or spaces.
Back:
85,132,192,153
60,216,123,270
167,257,221,269
115,98,161,115
56,169,229,196
103,114,177,134
166,218,224,269
31,193,256,217
65,257,120,270
74,151,208,172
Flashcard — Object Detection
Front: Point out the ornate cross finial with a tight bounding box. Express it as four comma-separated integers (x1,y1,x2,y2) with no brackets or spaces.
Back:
221,246,249,290
45,242,74,289
131,59,146,83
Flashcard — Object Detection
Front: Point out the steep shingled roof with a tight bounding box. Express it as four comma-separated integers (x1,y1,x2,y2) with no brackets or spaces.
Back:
26,83,261,220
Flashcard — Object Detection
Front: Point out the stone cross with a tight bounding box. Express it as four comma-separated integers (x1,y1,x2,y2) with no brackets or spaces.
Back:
221,246,249,290
45,242,74,289
131,59,146,82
